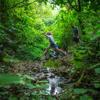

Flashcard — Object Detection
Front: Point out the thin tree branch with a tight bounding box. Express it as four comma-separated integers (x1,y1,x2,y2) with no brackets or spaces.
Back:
67,0,79,12
16,1,36,8
7,0,26,9
7,0,36,10
77,0,81,12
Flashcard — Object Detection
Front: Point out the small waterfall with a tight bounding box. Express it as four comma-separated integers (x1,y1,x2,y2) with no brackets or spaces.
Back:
46,68,62,95
47,76,62,95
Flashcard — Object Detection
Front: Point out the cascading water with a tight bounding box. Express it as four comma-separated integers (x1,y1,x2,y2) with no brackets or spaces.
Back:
46,68,62,95
47,76,62,95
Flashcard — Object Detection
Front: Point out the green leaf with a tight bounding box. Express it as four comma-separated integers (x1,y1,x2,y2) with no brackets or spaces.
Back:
94,83,100,88
26,83,36,89
80,95,93,100
0,74,24,86
9,96,17,100
74,88,88,94
95,68,100,74
90,63,100,69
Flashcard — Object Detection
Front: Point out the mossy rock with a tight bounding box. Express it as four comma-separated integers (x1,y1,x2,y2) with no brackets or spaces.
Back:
43,59,62,68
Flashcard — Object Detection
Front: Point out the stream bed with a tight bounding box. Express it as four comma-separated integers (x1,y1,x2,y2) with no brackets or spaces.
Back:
0,61,74,99
32,67,72,96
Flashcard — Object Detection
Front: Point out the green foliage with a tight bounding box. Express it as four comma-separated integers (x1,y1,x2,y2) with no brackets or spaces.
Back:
0,73,58,99
44,59,62,68
0,0,57,61
95,68,100,74
49,9,78,49
0,0,99,99
0,74,47,91
73,88,88,94
80,95,93,100
0,74,24,85
94,83,100,88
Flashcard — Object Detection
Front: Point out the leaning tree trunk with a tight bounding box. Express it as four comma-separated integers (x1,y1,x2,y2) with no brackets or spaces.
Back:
78,13,86,35
67,0,86,35
0,0,8,62
0,0,8,25
77,0,85,35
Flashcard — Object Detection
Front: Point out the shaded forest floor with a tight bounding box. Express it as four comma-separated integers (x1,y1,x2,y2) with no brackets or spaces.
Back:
0,52,100,100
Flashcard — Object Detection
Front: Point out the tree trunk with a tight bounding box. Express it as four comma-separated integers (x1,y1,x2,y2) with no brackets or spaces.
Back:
0,0,8,62
78,13,85,35
77,0,85,34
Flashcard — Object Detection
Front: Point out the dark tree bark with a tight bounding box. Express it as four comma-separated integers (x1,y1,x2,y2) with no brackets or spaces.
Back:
77,0,81,12
67,0,86,34
77,0,85,34
0,0,8,61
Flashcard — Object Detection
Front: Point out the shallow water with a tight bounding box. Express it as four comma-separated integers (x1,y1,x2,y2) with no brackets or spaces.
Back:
47,76,62,95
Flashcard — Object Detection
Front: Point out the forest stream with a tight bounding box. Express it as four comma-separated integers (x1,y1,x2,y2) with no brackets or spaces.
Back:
0,49,100,100
13,59,72,94
0,0,99,99
0,57,75,99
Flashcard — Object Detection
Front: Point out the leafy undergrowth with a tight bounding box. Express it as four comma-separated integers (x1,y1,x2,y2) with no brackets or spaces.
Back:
0,59,100,100
0,37,100,100
0,66,100,100
0,73,50,100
